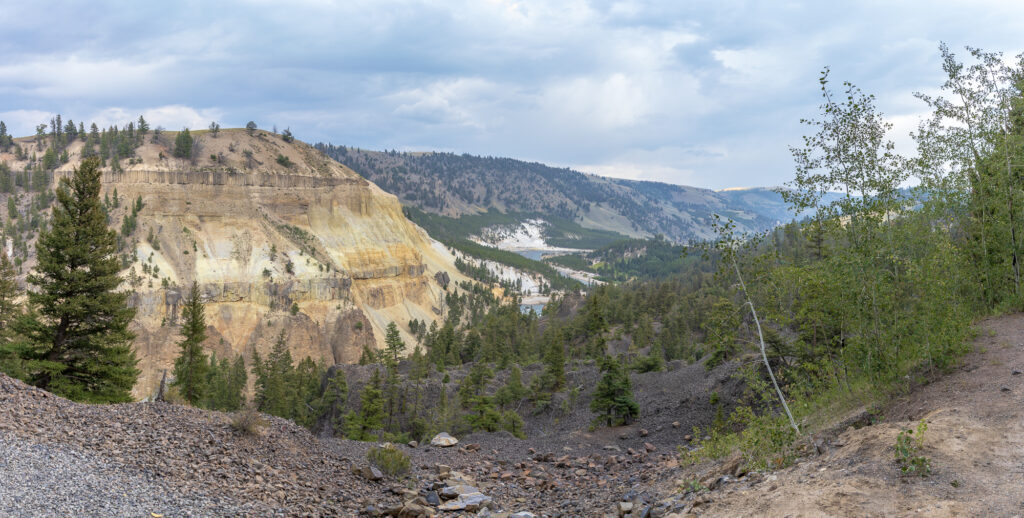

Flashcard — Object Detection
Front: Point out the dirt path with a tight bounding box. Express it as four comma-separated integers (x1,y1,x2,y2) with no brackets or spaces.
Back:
694,314,1024,517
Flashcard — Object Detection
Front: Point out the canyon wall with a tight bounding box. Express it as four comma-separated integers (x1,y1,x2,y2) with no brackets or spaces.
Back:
6,129,464,398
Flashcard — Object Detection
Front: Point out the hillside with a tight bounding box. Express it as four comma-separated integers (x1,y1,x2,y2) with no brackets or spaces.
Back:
4,314,1021,516
316,145,801,244
0,127,467,398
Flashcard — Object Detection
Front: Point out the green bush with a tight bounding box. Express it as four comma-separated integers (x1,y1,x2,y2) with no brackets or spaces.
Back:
367,444,411,477
895,420,930,477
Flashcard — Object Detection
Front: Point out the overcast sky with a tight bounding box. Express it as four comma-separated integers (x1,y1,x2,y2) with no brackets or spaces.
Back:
2,1,1023,189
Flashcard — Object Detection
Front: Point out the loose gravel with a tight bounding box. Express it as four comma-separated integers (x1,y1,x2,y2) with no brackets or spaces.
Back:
0,431,261,517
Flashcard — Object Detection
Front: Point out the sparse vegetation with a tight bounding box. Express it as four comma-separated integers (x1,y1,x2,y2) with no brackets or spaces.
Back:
230,406,266,436
366,444,410,477
895,420,931,477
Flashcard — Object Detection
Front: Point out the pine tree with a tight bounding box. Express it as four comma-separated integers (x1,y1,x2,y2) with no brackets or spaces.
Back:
590,355,639,427
542,339,565,390
137,116,148,140
228,355,247,406
291,356,324,428
171,282,209,405
173,128,193,158
317,369,348,433
13,157,138,403
0,251,23,377
344,368,385,440
383,321,406,367
206,354,248,411
358,343,378,365
0,251,19,333
253,330,294,417
494,364,526,408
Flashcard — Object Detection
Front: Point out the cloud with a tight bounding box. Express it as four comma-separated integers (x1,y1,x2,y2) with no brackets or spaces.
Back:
91,106,225,132
0,110,56,136
1,1,1024,188
388,78,502,129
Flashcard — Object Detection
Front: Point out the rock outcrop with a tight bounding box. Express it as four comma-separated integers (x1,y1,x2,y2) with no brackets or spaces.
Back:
1,129,465,398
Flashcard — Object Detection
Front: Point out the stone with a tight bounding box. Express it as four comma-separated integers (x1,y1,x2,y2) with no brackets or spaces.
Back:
639,429,649,437
424,490,441,506
395,503,435,518
510,513,537,518
356,465,383,481
407,440,418,448
436,464,452,477
439,492,492,512
672,421,681,429
465,443,481,452
644,443,657,453
683,434,692,442
720,454,742,477
441,484,480,499
431,432,459,447
618,501,634,516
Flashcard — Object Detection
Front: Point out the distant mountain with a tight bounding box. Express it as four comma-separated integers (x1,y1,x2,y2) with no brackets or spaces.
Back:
315,144,806,245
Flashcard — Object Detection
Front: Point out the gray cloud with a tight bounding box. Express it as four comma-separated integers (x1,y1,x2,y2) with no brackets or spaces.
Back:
2,0,1023,188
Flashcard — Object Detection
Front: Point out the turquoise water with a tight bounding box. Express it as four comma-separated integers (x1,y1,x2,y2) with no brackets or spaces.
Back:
515,250,546,260
519,303,545,314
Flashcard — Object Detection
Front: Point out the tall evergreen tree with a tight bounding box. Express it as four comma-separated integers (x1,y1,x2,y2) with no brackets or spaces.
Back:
252,330,294,417
173,128,193,158
590,355,638,426
0,251,20,333
13,157,138,403
0,251,23,377
344,368,385,440
383,321,406,367
171,282,209,405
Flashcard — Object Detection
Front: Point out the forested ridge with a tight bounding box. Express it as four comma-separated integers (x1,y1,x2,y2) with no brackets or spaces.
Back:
315,143,789,243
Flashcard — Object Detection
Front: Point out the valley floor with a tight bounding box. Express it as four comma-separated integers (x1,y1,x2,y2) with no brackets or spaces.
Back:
2,314,1023,517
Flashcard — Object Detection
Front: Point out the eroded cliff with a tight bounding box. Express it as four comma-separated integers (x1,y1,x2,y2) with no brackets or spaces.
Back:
1,128,463,398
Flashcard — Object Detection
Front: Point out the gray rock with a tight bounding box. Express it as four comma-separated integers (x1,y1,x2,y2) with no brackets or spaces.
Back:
441,484,479,499
424,490,441,506
431,432,459,447
439,492,492,511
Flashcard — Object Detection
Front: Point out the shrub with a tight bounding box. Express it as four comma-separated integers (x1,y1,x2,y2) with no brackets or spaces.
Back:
276,154,293,167
231,407,266,436
162,385,189,406
895,420,930,477
367,444,410,477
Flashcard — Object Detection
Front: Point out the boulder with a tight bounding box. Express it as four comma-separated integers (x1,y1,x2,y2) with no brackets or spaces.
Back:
439,492,492,512
357,465,384,481
431,432,459,447
441,484,480,499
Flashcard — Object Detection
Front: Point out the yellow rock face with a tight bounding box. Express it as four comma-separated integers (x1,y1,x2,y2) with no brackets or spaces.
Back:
8,129,464,398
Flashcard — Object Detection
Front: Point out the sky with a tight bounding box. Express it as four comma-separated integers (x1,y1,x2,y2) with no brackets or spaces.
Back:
2,1,1023,190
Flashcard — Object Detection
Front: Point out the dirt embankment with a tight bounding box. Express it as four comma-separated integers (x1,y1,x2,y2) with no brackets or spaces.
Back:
686,314,1024,517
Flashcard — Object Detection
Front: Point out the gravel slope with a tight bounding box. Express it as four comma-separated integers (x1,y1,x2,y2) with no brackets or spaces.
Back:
0,431,259,517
